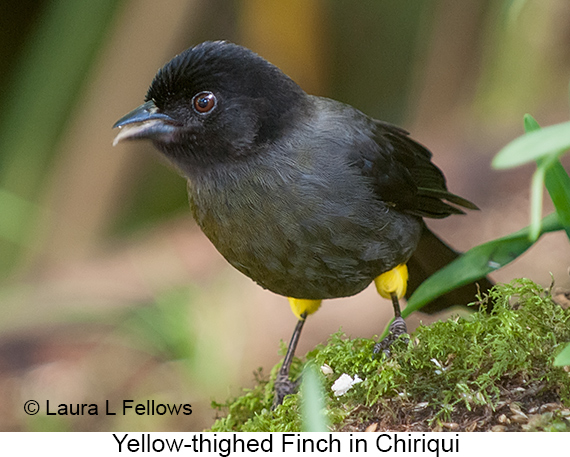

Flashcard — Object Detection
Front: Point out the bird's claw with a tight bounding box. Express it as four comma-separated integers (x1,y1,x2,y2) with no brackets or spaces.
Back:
273,372,300,409
373,316,408,357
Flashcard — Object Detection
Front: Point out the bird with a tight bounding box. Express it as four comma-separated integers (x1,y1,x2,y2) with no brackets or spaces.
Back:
113,41,492,406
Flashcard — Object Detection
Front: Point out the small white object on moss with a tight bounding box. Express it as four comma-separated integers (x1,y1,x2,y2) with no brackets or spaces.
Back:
331,373,363,397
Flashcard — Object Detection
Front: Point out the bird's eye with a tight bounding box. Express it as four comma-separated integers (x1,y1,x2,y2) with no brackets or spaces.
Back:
192,91,217,114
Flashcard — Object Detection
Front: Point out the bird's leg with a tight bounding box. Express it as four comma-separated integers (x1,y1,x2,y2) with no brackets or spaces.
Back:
273,313,307,408
373,292,408,356
273,297,322,408
372,264,409,356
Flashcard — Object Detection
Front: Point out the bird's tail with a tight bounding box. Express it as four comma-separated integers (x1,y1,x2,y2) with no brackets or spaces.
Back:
405,224,494,314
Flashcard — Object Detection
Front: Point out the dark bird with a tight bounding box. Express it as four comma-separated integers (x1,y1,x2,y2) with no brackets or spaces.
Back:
113,41,492,406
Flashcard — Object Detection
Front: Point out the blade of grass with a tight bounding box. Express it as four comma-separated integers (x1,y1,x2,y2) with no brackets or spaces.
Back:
554,343,570,367
402,212,563,317
301,364,328,432
529,164,545,241
525,114,543,240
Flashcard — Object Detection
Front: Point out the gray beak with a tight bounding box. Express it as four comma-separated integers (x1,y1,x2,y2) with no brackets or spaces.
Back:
113,100,179,146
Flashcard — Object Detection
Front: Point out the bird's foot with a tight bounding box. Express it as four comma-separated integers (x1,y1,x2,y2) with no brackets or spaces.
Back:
273,372,300,409
373,316,408,357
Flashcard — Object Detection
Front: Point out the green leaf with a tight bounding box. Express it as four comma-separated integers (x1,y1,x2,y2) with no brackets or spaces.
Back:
300,364,328,432
544,161,570,241
403,213,563,317
492,120,570,169
523,113,541,133
525,114,570,241
554,343,570,367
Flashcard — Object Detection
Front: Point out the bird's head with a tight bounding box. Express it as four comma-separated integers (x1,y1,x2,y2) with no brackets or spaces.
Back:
113,41,307,170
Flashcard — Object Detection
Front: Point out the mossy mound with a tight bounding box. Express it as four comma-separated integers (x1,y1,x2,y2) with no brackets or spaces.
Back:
209,279,570,432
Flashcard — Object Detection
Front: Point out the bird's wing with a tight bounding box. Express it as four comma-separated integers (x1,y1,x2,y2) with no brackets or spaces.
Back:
354,120,478,219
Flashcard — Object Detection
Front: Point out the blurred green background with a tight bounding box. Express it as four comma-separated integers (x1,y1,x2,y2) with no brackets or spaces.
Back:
0,0,569,431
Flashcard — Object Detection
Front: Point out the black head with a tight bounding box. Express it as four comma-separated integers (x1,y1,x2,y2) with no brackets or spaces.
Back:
114,41,308,171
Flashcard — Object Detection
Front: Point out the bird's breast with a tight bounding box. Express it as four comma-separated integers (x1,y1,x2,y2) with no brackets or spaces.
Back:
185,155,422,299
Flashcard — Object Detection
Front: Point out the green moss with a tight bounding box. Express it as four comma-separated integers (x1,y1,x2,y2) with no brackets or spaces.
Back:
209,279,570,432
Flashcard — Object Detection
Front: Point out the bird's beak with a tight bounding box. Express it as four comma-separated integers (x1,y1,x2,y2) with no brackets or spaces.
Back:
113,100,179,146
